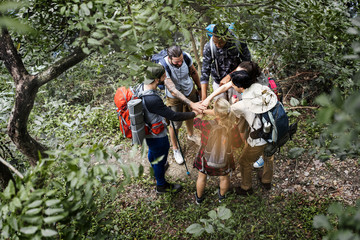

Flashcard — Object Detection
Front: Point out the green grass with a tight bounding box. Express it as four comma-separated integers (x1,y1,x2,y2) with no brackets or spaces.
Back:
98,177,330,240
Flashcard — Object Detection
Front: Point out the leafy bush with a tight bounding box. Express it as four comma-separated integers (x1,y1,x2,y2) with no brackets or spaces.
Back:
0,143,142,239
313,201,360,240
186,205,233,237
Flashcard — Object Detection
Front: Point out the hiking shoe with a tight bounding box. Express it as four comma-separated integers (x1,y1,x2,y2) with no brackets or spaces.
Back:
173,149,184,164
253,156,264,168
195,192,205,205
218,189,226,203
156,182,183,194
235,187,253,196
261,183,272,190
187,134,201,145
257,170,272,190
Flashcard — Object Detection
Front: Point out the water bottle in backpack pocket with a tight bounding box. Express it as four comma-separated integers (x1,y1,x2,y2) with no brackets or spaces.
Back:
250,101,297,157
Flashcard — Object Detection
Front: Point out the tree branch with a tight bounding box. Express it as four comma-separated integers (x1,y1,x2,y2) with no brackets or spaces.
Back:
36,47,88,86
0,27,30,84
0,156,23,179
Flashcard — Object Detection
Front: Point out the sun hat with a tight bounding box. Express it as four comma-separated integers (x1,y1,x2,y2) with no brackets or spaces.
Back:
241,83,278,114
144,65,165,84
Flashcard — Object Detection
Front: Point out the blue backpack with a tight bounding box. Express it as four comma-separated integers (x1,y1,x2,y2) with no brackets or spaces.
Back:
250,101,297,156
151,49,191,78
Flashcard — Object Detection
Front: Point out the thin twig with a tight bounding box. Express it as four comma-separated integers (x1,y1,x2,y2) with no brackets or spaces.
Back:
283,83,295,103
0,156,24,179
285,106,319,110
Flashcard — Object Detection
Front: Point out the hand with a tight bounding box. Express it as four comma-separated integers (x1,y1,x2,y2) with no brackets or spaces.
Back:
201,98,211,108
192,108,202,116
219,75,231,86
190,101,206,112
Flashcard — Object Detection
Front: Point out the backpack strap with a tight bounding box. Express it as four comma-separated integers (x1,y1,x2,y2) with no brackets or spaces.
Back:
183,52,191,67
210,37,220,77
159,58,172,78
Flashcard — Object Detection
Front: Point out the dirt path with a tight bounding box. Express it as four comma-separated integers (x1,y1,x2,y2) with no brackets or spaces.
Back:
114,128,359,205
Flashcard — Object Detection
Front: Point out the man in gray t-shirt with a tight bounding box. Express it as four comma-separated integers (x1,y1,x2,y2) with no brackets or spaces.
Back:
163,45,202,165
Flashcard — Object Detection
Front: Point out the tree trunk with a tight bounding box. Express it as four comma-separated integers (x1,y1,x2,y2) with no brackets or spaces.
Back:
190,30,202,73
0,27,88,165
8,75,48,166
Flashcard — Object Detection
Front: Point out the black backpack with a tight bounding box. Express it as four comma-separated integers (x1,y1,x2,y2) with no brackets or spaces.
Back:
250,102,297,157
203,121,232,168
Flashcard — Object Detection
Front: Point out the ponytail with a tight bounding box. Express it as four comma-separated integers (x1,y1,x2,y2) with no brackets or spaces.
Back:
213,98,236,132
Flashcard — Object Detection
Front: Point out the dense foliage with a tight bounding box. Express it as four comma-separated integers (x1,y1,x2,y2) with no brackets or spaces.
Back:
1,0,360,239
0,143,142,239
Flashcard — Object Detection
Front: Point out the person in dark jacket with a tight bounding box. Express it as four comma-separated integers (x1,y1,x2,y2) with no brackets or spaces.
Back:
139,65,200,194
200,24,251,101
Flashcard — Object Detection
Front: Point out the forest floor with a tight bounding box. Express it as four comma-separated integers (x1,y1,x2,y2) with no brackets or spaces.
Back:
114,127,359,206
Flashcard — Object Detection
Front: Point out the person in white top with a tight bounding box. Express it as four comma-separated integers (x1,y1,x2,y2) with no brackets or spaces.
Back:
230,71,277,194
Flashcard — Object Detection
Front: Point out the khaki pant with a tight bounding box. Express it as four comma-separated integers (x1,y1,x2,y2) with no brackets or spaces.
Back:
166,87,198,129
238,143,274,190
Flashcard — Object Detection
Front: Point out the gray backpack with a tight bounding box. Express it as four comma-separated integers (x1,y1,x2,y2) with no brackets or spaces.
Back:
203,121,232,168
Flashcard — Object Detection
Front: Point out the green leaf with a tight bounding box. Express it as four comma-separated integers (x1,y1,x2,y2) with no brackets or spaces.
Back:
315,94,331,107
119,24,133,30
186,223,204,236
288,147,305,159
290,97,300,107
44,208,64,216
22,216,42,224
88,38,102,46
43,215,66,224
20,226,38,235
28,200,43,208
45,199,61,207
80,3,90,15
87,2,93,9
328,203,343,216
204,223,214,233
8,216,18,231
180,28,191,41
25,208,42,215
317,107,334,124
3,180,15,199
208,210,217,220
217,206,232,220
82,47,91,55
313,214,331,230
1,225,9,238
41,228,58,237
12,197,22,208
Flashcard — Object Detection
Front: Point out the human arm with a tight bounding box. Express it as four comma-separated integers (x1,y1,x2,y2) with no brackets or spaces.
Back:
219,74,231,86
202,81,233,107
144,95,197,121
164,77,205,112
200,42,212,100
189,64,202,99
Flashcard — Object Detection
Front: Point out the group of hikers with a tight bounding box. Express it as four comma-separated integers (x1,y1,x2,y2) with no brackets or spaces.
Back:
131,24,280,203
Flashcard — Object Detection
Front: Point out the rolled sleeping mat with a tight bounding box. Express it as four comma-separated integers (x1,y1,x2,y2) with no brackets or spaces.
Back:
128,99,145,145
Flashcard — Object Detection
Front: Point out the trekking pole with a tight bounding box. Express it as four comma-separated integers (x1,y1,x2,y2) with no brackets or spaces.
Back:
171,121,190,176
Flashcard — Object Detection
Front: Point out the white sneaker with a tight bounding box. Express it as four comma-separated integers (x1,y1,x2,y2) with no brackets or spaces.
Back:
253,156,264,168
187,135,201,145
173,149,184,164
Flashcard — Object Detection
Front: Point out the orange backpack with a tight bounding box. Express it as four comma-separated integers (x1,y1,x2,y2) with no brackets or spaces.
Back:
114,87,137,138
114,86,166,140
